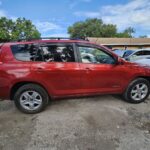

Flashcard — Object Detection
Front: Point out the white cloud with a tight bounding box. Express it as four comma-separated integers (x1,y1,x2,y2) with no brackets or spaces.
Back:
74,11,99,18
74,0,150,32
10,16,18,21
45,33,69,37
101,0,150,30
0,10,6,17
35,21,62,33
69,0,92,9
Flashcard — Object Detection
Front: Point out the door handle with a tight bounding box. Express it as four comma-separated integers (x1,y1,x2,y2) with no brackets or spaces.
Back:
35,67,44,72
85,67,92,70
85,67,92,73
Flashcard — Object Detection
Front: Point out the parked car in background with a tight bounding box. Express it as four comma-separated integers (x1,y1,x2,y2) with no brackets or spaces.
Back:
113,49,150,66
135,58,150,66
123,49,150,61
113,49,125,57
0,38,150,114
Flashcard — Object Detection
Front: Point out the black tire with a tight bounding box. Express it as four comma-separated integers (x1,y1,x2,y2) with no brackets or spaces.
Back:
123,78,150,104
14,84,49,114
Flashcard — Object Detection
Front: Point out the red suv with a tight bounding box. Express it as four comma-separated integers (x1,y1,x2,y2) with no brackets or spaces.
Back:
0,38,150,113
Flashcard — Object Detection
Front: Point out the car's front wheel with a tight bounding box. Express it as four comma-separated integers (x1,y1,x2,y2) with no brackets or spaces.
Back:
14,84,49,114
123,78,150,103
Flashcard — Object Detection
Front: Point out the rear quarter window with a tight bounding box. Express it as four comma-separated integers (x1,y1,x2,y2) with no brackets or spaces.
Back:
11,44,38,61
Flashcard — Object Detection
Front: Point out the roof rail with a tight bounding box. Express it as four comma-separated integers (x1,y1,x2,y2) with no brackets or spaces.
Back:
17,37,89,42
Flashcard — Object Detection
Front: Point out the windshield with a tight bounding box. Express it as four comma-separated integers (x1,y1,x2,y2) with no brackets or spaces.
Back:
123,50,134,58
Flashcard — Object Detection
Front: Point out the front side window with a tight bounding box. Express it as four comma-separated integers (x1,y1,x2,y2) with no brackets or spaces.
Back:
78,46,115,64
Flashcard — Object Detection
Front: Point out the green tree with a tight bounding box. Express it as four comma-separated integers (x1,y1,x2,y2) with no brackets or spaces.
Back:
11,18,41,40
68,18,135,38
116,27,136,38
68,18,117,38
139,35,148,38
0,17,41,42
123,27,135,38
0,17,14,41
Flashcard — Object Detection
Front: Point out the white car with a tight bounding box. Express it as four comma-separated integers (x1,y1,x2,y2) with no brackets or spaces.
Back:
114,49,150,66
123,49,150,61
134,58,150,66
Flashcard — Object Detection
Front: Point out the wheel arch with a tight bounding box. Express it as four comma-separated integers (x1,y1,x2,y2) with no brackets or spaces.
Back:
10,81,52,100
133,76,150,83
122,76,150,93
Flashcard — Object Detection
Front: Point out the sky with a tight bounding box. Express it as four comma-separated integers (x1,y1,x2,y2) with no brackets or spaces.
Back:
0,0,150,37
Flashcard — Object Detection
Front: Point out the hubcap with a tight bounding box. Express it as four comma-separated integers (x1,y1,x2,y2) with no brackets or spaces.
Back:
131,83,148,101
20,91,42,111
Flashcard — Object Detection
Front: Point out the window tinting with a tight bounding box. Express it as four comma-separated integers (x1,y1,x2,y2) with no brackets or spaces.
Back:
141,51,150,55
134,51,150,56
38,44,75,62
79,46,115,64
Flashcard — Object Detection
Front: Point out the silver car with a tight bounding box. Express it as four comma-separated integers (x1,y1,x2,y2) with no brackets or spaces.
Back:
114,49,150,66
123,49,150,61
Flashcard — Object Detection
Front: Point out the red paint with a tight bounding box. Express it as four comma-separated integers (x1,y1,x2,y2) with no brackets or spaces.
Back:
0,40,150,100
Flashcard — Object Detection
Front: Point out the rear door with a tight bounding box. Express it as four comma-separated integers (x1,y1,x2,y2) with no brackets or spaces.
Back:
31,42,82,97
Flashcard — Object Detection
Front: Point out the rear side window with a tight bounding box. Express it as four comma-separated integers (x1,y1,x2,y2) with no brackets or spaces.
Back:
11,44,38,61
38,44,75,62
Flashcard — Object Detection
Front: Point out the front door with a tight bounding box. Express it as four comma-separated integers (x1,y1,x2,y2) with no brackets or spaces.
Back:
77,44,124,94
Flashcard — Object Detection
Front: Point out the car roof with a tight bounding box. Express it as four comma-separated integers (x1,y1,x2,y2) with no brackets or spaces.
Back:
2,39,112,51
2,38,118,55
3,39,95,46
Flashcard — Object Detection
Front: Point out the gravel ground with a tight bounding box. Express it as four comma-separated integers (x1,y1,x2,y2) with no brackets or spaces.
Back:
0,95,150,150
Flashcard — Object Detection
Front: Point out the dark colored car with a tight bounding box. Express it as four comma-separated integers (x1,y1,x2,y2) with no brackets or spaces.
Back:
0,38,150,113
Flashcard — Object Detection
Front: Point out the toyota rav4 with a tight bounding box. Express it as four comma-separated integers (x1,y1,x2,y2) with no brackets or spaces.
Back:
0,38,150,113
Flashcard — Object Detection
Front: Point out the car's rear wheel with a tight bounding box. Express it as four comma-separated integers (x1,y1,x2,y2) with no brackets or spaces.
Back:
14,84,49,114
123,78,150,103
